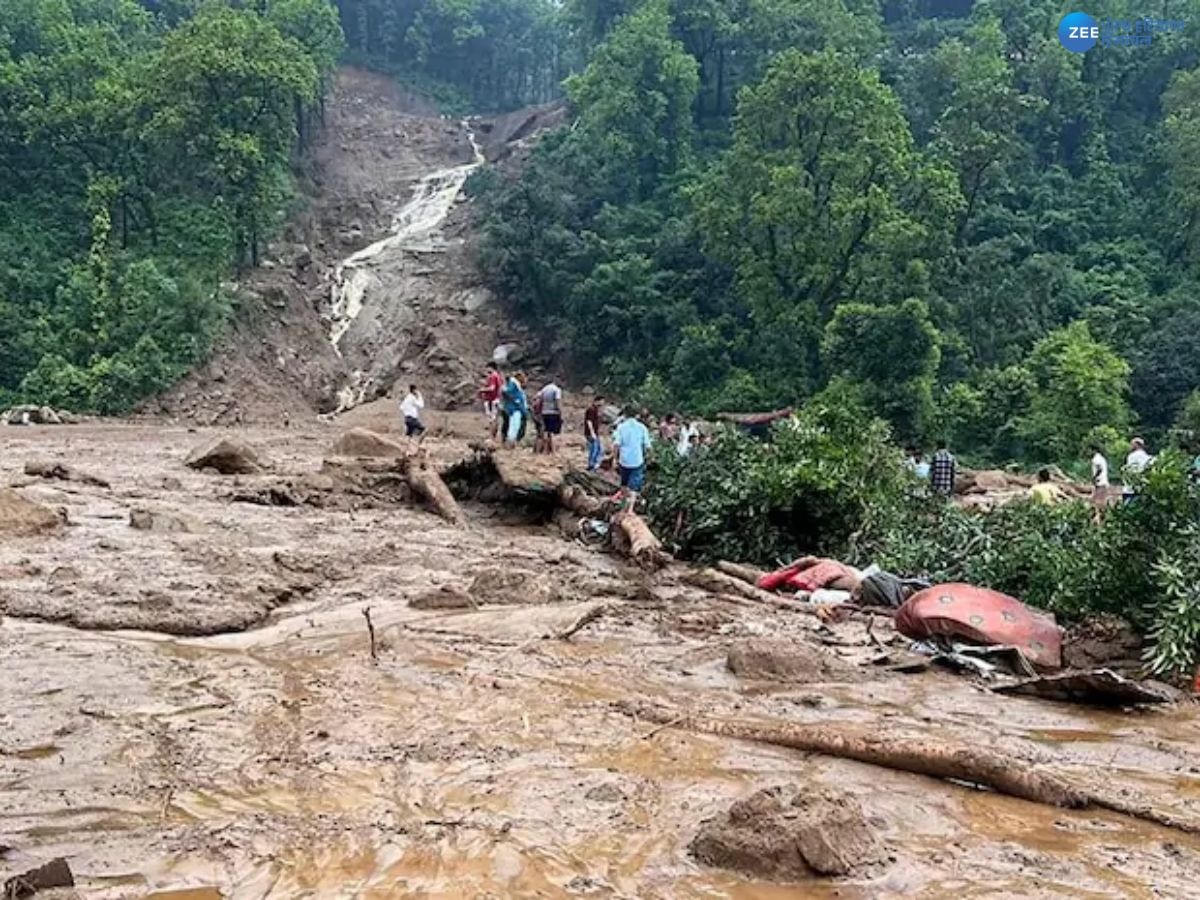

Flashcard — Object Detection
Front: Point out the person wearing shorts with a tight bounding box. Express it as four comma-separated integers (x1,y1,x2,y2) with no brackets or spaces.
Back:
538,378,564,453
613,405,651,496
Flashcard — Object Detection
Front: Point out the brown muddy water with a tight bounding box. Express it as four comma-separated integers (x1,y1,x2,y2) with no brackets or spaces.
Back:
4,420,1200,898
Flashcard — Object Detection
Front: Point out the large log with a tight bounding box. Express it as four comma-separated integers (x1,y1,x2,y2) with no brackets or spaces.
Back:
402,455,462,524
615,701,1200,835
611,510,670,570
682,568,804,613
715,560,767,586
558,483,606,517
617,700,1082,806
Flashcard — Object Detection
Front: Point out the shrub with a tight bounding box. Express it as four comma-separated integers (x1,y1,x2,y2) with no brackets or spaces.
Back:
644,396,911,564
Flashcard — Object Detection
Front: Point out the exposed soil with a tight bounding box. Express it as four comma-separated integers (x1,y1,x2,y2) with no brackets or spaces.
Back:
145,67,548,426
4,415,1200,899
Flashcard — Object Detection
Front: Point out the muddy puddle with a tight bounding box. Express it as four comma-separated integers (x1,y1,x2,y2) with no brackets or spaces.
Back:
5,421,1200,898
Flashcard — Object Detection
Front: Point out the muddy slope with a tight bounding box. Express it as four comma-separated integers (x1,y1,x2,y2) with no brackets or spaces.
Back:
5,418,1200,898
146,68,550,426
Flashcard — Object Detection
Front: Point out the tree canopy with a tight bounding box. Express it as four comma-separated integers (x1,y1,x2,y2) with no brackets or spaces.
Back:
476,0,1200,464
0,0,342,413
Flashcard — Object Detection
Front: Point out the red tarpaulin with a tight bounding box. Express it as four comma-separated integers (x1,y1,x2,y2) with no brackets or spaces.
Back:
894,583,1062,670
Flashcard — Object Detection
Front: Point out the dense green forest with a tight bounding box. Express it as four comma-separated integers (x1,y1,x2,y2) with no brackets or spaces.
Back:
474,0,1200,463
333,0,571,110
0,0,343,412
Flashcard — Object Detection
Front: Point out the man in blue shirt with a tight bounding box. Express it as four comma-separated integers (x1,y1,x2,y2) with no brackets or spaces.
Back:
613,405,652,494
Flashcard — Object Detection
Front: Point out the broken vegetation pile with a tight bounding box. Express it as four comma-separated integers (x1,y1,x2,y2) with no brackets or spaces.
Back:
645,397,1200,677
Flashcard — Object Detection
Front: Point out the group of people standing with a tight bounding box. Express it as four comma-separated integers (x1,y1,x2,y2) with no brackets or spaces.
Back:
477,365,714,495
903,442,958,497
479,363,564,453
902,434,1176,516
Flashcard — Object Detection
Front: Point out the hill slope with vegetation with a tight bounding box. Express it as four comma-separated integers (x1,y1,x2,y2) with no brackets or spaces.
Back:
0,0,343,413
473,0,1200,463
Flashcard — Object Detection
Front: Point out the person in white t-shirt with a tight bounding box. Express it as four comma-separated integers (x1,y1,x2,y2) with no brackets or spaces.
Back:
400,384,426,442
1122,437,1152,501
1089,444,1109,520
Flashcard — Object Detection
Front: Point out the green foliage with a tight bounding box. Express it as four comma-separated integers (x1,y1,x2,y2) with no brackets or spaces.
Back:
822,298,940,442
333,0,569,111
1017,322,1132,462
0,0,340,413
1148,541,1200,678
644,397,912,564
477,0,1200,462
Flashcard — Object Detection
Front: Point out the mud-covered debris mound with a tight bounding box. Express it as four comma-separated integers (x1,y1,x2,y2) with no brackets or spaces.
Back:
690,784,884,879
0,487,63,537
726,638,857,683
2,564,323,636
410,584,476,610
129,507,197,533
469,567,563,605
186,437,264,474
329,427,406,459
1064,614,1143,671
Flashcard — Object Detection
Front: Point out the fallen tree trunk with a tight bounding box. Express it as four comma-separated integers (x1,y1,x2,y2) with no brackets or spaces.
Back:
558,483,606,517
682,568,803,613
615,701,1200,836
616,700,1083,806
402,455,461,524
611,510,671,570
716,560,765,586
24,460,110,489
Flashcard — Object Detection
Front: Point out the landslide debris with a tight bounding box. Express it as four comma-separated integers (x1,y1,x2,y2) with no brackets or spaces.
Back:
690,785,884,879
0,488,62,537
185,437,264,475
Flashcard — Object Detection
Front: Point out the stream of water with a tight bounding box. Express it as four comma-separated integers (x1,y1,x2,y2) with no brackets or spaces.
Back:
327,122,485,352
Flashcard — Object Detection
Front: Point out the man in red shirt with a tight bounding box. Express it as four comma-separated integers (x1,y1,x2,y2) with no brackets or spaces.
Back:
480,362,504,438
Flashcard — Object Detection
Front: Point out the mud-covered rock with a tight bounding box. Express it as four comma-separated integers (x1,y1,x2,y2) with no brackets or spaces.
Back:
186,438,263,474
469,567,562,606
410,584,476,610
0,488,63,537
329,427,406,458
129,508,196,533
690,785,882,879
726,638,855,683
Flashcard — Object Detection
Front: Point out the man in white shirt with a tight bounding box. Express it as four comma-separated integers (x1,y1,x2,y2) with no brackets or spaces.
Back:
1089,444,1109,518
1122,437,1152,501
400,384,426,441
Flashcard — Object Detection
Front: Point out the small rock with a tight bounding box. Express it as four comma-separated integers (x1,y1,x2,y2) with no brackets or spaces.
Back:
410,585,475,610
726,639,855,684
129,508,195,533
328,428,406,459
585,782,625,803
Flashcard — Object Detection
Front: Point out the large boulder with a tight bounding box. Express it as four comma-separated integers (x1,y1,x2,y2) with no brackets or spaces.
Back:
0,488,62,536
329,427,406,459
690,785,883,879
185,437,263,474
726,638,855,684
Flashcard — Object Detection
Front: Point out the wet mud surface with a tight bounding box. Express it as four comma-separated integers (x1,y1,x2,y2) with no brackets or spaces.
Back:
5,419,1200,898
